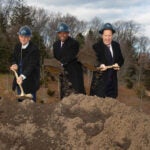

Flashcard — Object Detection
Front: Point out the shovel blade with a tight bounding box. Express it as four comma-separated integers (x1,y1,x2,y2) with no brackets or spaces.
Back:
16,94,33,99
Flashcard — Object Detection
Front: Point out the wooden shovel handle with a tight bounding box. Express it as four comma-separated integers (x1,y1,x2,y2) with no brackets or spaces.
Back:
96,65,114,71
11,69,25,96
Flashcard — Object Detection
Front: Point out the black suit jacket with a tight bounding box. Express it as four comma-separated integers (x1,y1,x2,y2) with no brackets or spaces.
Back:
53,37,85,94
12,41,40,93
90,40,124,98
53,37,79,65
93,40,124,67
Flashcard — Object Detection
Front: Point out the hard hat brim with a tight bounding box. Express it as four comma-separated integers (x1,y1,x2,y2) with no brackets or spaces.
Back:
56,30,70,33
99,28,116,34
17,32,32,37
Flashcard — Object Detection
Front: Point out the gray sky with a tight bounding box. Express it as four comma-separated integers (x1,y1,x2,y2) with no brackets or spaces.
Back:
26,0,150,37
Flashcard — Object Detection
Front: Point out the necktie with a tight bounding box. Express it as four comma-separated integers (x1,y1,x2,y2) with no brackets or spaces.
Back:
19,48,23,75
106,46,113,65
105,46,114,96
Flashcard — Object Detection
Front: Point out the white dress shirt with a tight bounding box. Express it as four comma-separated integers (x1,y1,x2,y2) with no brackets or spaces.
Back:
22,42,29,49
20,42,29,80
61,41,64,48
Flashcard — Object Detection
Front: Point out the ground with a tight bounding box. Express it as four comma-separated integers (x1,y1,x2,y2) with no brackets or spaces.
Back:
0,94,150,150
0,74,150,149
0,73,150,114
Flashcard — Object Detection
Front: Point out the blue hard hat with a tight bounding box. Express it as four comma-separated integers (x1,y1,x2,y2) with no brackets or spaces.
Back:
56,22,70,33
17,25,32,36
99,23,116,34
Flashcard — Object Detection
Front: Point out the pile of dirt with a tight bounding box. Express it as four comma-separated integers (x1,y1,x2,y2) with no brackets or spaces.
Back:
0,95,150,150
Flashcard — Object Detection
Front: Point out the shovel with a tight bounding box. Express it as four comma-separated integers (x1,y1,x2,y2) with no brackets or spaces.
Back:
97,65,120,71
11,69,33,99
83,64,120,71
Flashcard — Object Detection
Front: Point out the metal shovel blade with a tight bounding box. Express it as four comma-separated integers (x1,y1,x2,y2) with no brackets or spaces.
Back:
16,94,33,99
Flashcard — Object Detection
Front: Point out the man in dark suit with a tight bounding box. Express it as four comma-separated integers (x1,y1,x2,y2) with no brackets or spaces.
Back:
10,26,40,102
53,23,85,99
90,23,124,98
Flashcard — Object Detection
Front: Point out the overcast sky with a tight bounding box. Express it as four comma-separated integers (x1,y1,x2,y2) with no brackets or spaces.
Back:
26,0,150,37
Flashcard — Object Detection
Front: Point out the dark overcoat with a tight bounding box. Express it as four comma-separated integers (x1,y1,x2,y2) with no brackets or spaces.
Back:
90,40,124,98
53,37,85,98
12,41,40,94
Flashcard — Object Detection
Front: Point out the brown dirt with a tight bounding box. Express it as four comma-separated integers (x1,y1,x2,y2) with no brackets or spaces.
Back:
118,85,150,114
1,73,150,114
0,94,150,150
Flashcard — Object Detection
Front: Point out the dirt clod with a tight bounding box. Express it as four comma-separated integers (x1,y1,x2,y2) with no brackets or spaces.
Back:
0,94,150,150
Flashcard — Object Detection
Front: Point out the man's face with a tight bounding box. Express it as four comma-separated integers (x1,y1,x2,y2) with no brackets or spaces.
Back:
58,32,69,42
19,35,31,45
102,30,113,45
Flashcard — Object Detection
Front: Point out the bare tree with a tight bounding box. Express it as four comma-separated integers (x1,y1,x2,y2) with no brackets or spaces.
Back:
61,13,86,37
45,13,86,48
30,7,50,47
88,17,103,40
113,21,141,82
31,8,49,32
78,17,103,65
136,36,150,84
0,0,16,32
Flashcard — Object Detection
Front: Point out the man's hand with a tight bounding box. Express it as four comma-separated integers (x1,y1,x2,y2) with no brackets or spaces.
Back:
99,64,107,71
113,63,120,70
10,64,18,71
17,76,23,85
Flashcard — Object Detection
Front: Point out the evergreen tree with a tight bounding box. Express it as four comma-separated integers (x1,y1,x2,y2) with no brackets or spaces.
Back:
0,33,11,72
76,33,85,48
0,12,7,33
32,31,48,65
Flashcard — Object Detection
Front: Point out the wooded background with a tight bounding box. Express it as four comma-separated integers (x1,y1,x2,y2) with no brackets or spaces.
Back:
0,0,150,97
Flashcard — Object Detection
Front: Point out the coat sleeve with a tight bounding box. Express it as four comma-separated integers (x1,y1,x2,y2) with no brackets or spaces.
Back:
66,40,79,61
116,43,124,67
22,48,40,77
61,40,79,65
93,44,104,67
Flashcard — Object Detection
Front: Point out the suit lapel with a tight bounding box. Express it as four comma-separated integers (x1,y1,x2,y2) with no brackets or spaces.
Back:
99,41,115,65
100,42,109,63
111,42,116,62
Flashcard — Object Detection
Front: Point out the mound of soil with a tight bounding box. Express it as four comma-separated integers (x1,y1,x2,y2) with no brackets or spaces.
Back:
0,95,150,150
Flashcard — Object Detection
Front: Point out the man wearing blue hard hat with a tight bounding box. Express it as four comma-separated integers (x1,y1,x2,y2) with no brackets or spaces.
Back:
10,25,40,102
53,23,85,99
90,23,124,98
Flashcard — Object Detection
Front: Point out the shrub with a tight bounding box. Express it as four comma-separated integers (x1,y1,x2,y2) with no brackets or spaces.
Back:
47,88,55,97
125,78,133,89
135,84,146,98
